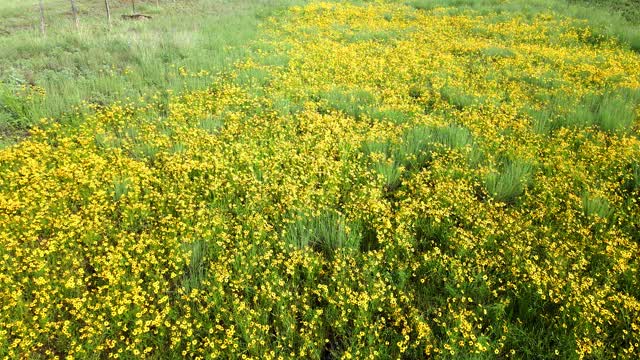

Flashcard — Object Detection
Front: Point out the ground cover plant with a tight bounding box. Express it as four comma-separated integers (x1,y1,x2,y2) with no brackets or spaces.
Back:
1,0,640,359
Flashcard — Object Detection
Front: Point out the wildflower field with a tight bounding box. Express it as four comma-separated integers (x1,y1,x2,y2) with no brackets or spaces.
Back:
1,1,640,359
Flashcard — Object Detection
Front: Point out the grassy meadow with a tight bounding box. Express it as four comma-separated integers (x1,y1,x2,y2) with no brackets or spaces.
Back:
0,0,302,145
1,0,640,359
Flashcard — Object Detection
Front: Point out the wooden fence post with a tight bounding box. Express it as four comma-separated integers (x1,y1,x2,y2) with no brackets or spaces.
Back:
38,0,46,36
69,0,79,30
105,0,112,29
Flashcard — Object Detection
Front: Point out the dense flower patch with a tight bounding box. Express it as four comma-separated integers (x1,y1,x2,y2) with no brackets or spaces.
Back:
1,1,639,358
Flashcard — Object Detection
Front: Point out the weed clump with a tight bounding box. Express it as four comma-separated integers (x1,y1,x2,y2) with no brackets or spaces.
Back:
582,194,613,219
484,159,533,203
530,88,640,134
283,211,361,255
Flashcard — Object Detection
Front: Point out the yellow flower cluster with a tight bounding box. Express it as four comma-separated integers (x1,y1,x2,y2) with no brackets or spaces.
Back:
15,84,46,102
1,1,639,358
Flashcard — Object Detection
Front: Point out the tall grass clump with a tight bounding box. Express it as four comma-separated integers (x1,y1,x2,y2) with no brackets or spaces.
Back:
592,88,640,133
315,88,376,119
362,140,403,190
363,124,473,191
413,217,454,252
398,124,473,168
530,88,640,134
632,163,640,191
198,116,224,134
398,125,437,169
440,86,480,110
181,239,209,293
582,194,614,219
283,211,361,255
374,159,404,191
482,46,515,58
112,177,130,202
369,109,411,125
485,159,533,203
431,124,474,149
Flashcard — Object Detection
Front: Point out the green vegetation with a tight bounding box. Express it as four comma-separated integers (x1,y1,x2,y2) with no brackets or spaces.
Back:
1,0,640,358
485,159,533,203
570,0,640,24
284,211,361,255
0,0,301,143
582,193,613,219
529,88,640,134
2,0,640,146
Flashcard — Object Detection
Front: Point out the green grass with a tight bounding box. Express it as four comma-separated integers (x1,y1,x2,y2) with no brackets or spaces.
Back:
482,46,516,59
182,238,209,293
369,109,411,125
440,85,482,110
315,87,377,120
530,88,640,134
569,0,640,24
592,88,640,133
484,158,533,203
112,177,131,202
362,124,473,192
0,0,303,144
632,163,640,190
197,116,225,134
398,124,473,169
582,193,613,219
284,211,361,256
